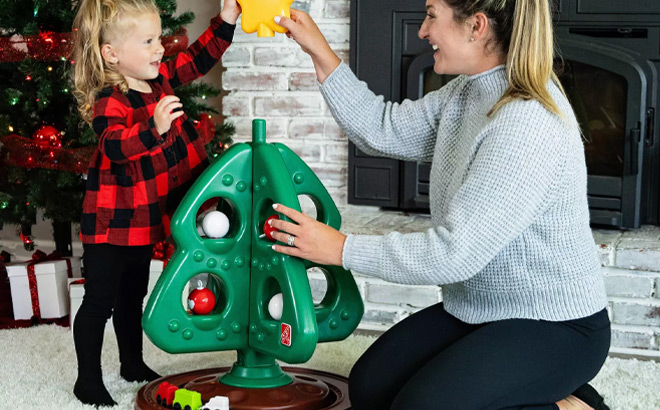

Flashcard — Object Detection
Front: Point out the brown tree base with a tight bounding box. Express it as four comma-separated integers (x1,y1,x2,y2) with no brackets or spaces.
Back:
135,367,351,410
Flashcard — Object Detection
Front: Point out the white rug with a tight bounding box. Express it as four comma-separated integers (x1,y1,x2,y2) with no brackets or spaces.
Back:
0,325,658,410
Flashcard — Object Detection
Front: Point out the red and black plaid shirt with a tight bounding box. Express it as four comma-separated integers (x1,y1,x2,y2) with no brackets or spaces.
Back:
81,16,234,246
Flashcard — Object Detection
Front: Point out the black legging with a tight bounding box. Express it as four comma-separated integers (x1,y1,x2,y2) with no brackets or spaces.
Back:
349,302,610,410
73,243,153,379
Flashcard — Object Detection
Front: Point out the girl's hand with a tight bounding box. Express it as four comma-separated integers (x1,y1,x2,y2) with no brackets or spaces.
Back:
220,0,242,25
274,9,340,82
153,95,184,135
270,203,346,267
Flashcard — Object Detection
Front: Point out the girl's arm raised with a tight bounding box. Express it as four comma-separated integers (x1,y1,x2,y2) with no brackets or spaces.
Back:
161,1,241,87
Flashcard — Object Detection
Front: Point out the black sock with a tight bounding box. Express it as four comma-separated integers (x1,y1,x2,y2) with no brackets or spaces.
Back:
572,383,610,410
73,378,117,407
120,362,161,382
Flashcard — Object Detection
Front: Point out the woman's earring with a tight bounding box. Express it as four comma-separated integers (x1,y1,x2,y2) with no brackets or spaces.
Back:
470,37,475,42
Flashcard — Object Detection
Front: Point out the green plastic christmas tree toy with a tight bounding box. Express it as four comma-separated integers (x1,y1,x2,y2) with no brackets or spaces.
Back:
142,119,364,389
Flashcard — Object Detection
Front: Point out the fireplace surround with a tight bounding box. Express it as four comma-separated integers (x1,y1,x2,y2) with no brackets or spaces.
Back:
348,0,660,228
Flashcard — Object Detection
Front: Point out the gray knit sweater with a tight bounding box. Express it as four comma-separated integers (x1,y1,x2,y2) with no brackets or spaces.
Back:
320,63,607,324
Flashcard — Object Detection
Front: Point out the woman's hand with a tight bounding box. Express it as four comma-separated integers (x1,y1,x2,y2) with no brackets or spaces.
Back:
220,0,242,25
274,9,340,83
153,95,184,135
270,203,346,267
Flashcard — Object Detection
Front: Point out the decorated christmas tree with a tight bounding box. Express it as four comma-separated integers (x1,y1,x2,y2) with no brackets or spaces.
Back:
0,0,234,254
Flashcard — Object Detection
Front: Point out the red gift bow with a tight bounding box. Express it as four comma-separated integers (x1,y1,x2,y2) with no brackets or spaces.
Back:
152,241,174,266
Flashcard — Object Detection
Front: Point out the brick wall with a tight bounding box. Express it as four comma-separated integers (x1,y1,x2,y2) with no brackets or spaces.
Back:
222,0,351,206
595,228,660,357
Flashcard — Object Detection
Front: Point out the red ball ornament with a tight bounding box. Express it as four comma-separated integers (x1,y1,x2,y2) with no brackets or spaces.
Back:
263,215,280,241
187,280,216,315
32,125,63,148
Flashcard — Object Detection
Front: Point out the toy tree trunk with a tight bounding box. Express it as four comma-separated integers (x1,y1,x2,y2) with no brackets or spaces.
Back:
142,119,364,388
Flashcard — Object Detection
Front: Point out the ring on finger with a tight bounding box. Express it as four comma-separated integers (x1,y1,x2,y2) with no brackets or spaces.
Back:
287,235,295,247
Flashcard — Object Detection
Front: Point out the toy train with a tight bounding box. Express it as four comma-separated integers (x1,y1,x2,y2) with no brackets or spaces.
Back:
156,382,229,410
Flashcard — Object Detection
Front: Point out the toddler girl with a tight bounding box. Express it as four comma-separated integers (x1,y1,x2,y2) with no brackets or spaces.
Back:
71,0,240,406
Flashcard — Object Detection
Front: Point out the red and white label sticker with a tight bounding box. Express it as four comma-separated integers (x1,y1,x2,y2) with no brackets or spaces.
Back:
280,323,292,347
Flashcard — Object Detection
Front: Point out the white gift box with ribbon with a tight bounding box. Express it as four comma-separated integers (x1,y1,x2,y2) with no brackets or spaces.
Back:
7,260,70,320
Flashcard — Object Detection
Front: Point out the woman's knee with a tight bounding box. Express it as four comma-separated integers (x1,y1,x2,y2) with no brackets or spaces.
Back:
349,358,393,410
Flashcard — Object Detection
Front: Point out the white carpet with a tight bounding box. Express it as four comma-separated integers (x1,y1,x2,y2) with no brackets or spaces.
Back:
0,325,658,410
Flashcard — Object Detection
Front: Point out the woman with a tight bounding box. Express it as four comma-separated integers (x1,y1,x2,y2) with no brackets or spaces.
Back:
269,1,611,409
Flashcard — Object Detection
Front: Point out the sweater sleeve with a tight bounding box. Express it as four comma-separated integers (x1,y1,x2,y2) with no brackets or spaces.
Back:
160,16,235,88
342,102,570,285
320,62,464,163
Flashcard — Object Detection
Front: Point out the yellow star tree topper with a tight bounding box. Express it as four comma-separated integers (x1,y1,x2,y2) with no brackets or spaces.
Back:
236,0,294,37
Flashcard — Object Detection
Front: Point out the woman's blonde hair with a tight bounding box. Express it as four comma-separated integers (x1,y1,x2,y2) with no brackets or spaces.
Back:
444,0,564,117
72,0,160,123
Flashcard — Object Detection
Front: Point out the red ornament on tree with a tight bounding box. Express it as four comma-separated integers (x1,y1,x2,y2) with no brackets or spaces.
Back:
32,125,63,148
187,280,216,315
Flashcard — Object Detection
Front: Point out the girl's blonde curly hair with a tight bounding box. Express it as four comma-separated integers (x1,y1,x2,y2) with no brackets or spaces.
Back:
72,0,159,123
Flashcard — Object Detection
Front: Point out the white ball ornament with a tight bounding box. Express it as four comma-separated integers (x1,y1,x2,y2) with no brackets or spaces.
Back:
268,293,284,321
202,211,230,238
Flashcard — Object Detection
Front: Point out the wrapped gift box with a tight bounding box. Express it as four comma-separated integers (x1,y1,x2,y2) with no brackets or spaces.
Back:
68,279,85,328
7,260,69,320
62,256,83,278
